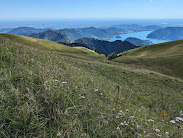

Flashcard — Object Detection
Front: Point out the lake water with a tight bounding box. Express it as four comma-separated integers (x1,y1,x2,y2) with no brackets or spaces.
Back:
110,31,170,44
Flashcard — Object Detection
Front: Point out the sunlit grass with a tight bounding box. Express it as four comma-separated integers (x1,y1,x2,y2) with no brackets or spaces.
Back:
114,40,183,80
0,34,183,137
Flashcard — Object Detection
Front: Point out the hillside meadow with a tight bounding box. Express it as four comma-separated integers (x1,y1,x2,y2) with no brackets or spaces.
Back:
0,34,183,137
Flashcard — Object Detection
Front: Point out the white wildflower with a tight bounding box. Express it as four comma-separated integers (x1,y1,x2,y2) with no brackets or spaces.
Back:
177,124,182,129
175,117,183,122
148,119,154,122
165,132,169,137
137,125,141,129
138,134,142,138
155,129,160,133
80,96,86,99
118,113,122,116
100,93,103,96
125,109,130,112
45,81,49,83
157,134,161,137
64,110,68,115
170,120,176,123
116,115,120,119
62,82,67,84
119,110,123,113
55,80,58,82
95,89,99,92
57,132,61,136
116,127,120,130
120,122,124,126
124,121,128,125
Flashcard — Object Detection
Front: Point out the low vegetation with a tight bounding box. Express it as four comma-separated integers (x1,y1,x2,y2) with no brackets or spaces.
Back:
114,40,183,80
0,34,183,137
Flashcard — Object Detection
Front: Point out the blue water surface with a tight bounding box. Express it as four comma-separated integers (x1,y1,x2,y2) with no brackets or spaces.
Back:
110,31,171,44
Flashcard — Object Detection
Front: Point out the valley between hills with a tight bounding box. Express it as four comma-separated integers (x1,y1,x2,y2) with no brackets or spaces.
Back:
0,34,183,137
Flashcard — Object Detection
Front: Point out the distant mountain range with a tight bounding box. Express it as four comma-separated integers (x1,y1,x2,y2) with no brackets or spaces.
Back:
75,38,138,56
7,25,164,42
8,27,47,36
0,28,14,33
125,37,154,46
58,27,126,41
112,24,162,31
30,29,70,43
8,26,126,41
58,28,85,41
8,27,137,56
12,28,137,56
147,27,183,40
5,25,167,56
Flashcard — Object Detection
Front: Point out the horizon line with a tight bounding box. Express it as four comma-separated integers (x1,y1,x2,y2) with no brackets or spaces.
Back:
1,18,183,21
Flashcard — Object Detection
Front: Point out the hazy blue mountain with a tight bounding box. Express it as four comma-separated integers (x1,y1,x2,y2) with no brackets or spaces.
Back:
75,37,138,56
147,27,183,40
115,35,122,38
30,29,70,43
0,28,14,33
104,27,127,37
113,24,162,31
76,27,126,40
144,25,162,31
57,28,85,41
125,37,154,46
79,27,109,39
8,26,126,41
113,24,143,30
58,27,126,41
8,27,46,36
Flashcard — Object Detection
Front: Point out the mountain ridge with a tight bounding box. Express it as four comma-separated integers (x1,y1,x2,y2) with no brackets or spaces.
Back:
74,37,139,56
125,37,154,46
30,29,70,43
147,27,183,40
8,27,46,36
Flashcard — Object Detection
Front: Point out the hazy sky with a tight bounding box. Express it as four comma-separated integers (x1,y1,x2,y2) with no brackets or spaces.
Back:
1,0,183,19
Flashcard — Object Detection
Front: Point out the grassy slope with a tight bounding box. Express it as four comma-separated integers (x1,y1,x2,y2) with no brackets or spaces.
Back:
114,40,183,80
0,34,105,61
0,34,183,137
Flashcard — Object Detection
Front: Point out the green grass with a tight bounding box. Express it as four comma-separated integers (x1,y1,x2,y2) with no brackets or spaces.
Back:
0,34,183,137
114,40,183,80
0,34,106,61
